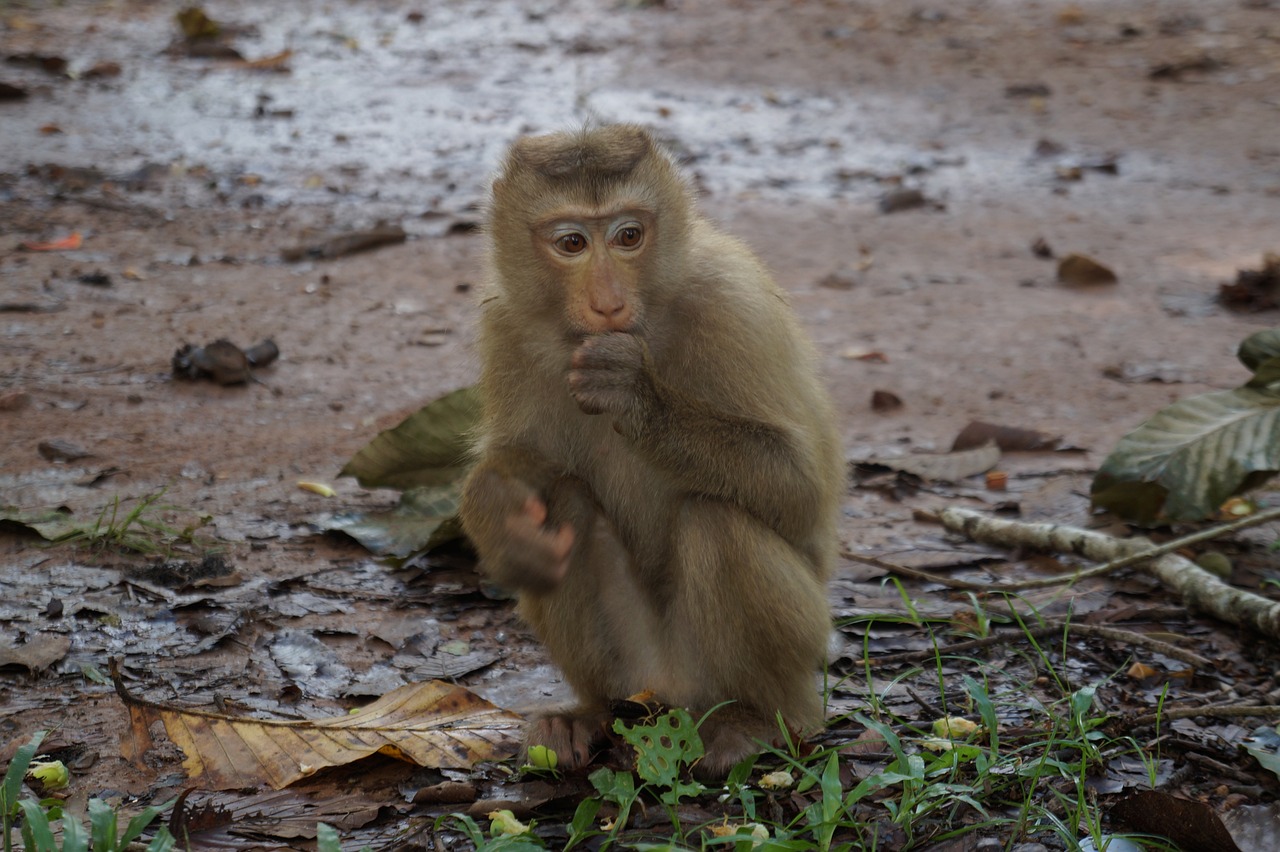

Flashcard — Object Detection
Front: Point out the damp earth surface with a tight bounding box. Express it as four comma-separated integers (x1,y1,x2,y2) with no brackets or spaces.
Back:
3,0,1280,848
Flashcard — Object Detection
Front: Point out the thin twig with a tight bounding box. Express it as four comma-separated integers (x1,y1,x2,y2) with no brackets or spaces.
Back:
847,504,1280,593
1121,703,1280,729
1064,623,1211,668
845,620,1209,669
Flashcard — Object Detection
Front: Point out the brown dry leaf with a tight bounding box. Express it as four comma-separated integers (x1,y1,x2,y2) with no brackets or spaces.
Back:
21,232,82,251
0,633,72,671
952,420,1062,452
235,49,294,72
112,661,522,790
1057,253,1118,286
856,442,1001,483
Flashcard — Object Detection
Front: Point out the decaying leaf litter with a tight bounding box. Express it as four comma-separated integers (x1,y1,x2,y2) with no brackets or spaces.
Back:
3,0,1280,848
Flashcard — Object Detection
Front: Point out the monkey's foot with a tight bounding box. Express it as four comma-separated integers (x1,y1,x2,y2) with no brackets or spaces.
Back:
527,709,610,770
694,712,784,780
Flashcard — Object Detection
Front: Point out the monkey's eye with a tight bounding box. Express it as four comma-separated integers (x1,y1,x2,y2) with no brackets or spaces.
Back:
614,226,643,249
556,233,588,254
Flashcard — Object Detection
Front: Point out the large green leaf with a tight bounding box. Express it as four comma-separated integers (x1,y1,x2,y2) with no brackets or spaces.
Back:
339,387,480,489
319,483,464,557
1237,328,1280,372
1091,386,1280,522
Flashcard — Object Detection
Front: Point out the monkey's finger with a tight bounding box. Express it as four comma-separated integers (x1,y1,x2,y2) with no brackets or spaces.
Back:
521,495,548,526
571,332,642,369
549,523,574,561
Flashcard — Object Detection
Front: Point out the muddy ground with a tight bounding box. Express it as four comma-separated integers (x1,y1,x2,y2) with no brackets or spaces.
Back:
3,0,1280,848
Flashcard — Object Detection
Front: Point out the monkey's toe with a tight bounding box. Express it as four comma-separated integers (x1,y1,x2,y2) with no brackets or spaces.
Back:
694,717,774,780
528,710,608,769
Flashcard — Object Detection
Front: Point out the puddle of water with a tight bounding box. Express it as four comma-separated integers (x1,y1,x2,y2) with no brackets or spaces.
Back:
3,0,1171,222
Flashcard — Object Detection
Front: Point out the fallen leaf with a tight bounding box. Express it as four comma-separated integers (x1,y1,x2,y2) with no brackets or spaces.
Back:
1218,253,1280,312
319,483,463,557
0,506,83,541
38,439,91,462
840,347,887,362
1005,82,1051,98
0,634,72,672
870,389,903,412
21,232,82,251
1109,790,1242,852
281,224,407,261
82,61,122,78
854,443,1001,483
1126,661,1159,680
1150,52,1226,81
114,662,523,790
952,421,1063,451
340,387,479,490
879,187,929,214
1057,253,1117,287
176,7,221,40
1102,361,1193,384
235,49,294,72
1241,725,1280,782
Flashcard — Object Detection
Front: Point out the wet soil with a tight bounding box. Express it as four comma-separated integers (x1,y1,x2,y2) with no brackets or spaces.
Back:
3,0,1280,847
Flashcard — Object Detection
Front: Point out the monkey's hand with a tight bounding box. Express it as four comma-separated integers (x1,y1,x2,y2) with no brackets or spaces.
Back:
461,470,574,594
568,333,655,423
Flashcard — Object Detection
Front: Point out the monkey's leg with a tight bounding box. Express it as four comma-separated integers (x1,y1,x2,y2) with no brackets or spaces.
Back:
519,476,664,769
662,500,831,778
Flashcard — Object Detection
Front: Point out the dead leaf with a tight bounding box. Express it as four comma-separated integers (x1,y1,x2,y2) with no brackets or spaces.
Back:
83,61,122,79
172,338,276,384
113,661,522,790
1057,253,1117,286
952,420,1062,452
870,389,903,412
1110,790,1243,852
176,7,221,40
170,788,384,845
854,443,1001,483
37,439,91,462
1126,661,1159,680
879,187,931,214
1102,361,1193,384
319,483,463,557
0,634,72,672
281,224,407,261
1150,52,1226,81
21,232,83,251
1218,253,1280,312
235,49,294,72
840,347,887,362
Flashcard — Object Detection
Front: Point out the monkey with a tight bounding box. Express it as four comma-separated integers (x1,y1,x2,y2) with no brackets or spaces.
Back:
459,124,843,778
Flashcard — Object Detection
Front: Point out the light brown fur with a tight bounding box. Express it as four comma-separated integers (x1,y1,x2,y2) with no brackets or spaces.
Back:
459,124,842,777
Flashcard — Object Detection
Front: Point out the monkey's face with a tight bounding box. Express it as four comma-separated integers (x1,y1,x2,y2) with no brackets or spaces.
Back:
531,207,656,336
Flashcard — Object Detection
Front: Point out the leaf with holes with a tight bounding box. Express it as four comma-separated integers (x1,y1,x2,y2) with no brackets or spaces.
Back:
613,709,704,801
113,661,522,790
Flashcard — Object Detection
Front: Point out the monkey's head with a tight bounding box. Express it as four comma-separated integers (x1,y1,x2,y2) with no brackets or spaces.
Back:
486,124,694,338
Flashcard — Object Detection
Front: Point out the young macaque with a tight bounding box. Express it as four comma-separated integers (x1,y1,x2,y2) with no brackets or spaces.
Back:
460,124,843,778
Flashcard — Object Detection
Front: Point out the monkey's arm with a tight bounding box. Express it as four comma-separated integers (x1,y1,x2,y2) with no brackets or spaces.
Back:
568,333,828,542
460,447,581,593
